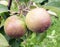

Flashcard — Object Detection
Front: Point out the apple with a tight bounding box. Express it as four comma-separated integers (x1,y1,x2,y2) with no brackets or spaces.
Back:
4,15,26,38
25,8,51,33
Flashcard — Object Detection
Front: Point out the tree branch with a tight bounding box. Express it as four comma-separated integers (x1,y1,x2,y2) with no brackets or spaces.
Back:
8,0,12,10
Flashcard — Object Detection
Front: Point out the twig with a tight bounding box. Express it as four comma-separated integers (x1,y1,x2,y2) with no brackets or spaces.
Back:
8,0,12,10
15,0,22,15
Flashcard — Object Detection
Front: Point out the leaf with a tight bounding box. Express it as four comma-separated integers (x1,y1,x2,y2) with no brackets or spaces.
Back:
21,31,47,47
48,0,60,2
0,33,9,47
46,1,60,8
43,6,60,16
9,39,21,47
0,4,8,13
19,0,29,3
0,16,4,28
0,0,8,6
0,12,10,28
11,1,18,12
32,0,44,3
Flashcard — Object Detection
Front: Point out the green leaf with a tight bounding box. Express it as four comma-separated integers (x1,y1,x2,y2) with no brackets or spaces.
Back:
0,16,4,28
43,6,60,16
9,39,22,47
0,4,8,13
32,0,44,3
11,1,18,12
19,0,29,3
46,1,60,8
0,12,10,28
49,0,60,2
21,31,47,47
0,33,9,47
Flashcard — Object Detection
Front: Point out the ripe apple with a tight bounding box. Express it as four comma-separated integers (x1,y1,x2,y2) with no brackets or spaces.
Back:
25,8,51,33
4,15,26,38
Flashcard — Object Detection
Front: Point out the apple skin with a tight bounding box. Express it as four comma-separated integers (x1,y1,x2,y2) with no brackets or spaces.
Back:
25,8,51,33
4,15,26,38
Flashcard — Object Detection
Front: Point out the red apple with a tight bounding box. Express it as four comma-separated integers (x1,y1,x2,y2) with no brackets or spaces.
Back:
25,8,51,33
4,15,26,38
